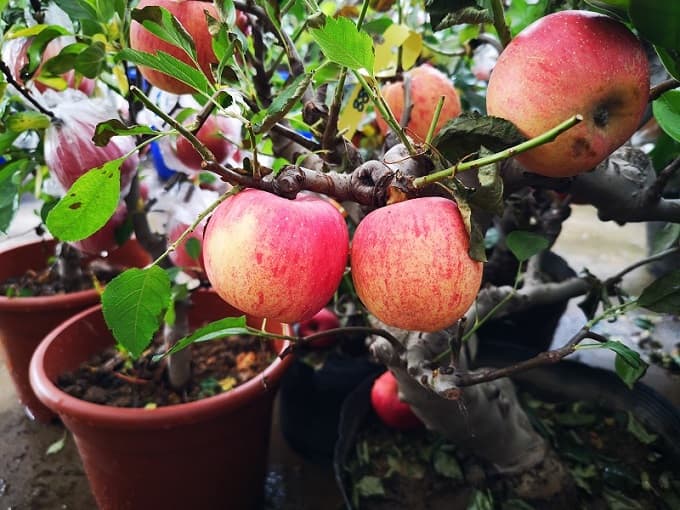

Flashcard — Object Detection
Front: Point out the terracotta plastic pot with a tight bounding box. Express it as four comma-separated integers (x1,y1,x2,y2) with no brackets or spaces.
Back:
30,289,293,510
0,238,150,422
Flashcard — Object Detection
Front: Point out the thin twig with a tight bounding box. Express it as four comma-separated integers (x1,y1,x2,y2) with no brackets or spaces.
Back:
649,78,680,102
604,245,680,287
0,60,54,118
271,123,320,151
645,156,680,204
279,326,404,358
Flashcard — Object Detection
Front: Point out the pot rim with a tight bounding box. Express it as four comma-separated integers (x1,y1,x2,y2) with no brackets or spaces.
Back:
29,301,294,430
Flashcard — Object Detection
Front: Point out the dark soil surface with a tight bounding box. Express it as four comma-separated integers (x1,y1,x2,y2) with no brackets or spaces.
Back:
57,335,274,407
344,391,680,510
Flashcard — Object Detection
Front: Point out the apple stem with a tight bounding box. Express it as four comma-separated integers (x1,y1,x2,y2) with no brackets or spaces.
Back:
490,0,512,49
425,95,445,146
130,86,216,163
413,114,583,188
649,78,680,102
150,186,242,268
353,70,417,155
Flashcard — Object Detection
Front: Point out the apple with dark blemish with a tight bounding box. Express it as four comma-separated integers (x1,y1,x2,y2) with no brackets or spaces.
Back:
486,10,649,177
350,197,483,332
202,189,349,323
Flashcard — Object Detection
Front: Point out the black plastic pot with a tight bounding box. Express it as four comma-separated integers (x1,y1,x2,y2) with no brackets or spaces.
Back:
279,351,383,463
334,351,680,509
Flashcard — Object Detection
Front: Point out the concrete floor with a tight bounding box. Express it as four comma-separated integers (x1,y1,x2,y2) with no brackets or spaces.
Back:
0,200,678,508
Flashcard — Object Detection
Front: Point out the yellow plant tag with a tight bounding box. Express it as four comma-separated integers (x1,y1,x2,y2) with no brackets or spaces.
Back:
374,24,423,76
338,84,372,141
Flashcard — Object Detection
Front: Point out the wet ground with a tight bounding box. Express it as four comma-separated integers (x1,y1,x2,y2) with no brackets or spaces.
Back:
1,202,678,509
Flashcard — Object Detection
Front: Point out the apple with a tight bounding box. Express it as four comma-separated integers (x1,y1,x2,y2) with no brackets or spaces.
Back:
376,64,462,142
129,0,219,94
370,371,422,430
350,197,483,332
296,307,341,348
1,37,95,95
175,115,241,170
43,102,138,194
203,189,350,323
167,219,206,277
486,10,649,177
72,202,128,255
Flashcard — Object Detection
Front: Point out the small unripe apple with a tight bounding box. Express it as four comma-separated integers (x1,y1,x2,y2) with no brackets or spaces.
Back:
175,115,240,171
72,202,127,255
203,189,349,323
351,197,483,332
296,307,341,348
376,64,462,142
370,371,422,430
486,10,649,177
129,0,219,94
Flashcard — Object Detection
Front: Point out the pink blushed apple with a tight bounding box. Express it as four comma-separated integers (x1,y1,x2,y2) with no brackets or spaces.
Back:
203,190,349,323
376,64,462,142
129,0,219,94
350,197,483,332
486,10,649,177
370,371,422,430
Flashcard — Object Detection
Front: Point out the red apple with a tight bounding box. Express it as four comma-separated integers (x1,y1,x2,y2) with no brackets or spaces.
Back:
296,307,341,348
376,64,462,142
370,371,422,430
203,189,349,323
72,202,128,255
486,10,649,177
129,0,219,94
168,219,205,277
351,197,483,332
44,100,138,193
175,115,240,170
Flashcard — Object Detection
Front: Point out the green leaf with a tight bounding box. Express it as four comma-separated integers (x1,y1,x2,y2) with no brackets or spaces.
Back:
600,340,648,389
432,449,463,480
0,131,20,155
131,5,196,61
433,112,527,164
469,156,503,216
25,26,70,76
117,48,211,95
162,316,250,358
653,90,680,143
629,0,680,51
74,41,106,78
57,0,99,24
42,42,88,74
627,412,658,444
354,476,384,498
0,160,28,233
5,111,51,133
101,266,171,359
45,431,67,455
185,237,201,261
650,223,680,254
310,16,375,74
584,0,629,20
93,119,157,146
506,0,548,36
638,270,680,314
505,231,549,262
656,47,680,81
253,72,314,134
45,159,121,242
215,0,236,26
466,489,494,510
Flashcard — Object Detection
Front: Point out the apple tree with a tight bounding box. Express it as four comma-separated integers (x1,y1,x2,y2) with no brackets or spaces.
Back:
1,0,680,502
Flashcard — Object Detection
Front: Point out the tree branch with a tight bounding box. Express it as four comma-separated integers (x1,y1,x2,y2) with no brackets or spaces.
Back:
649,78,680,102
0,60,54,118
